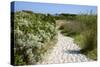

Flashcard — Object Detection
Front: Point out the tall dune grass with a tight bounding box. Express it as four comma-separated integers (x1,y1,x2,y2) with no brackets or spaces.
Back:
74,14,97,60
57,13,97,60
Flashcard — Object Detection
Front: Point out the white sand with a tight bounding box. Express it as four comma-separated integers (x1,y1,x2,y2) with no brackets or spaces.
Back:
37,32,92,64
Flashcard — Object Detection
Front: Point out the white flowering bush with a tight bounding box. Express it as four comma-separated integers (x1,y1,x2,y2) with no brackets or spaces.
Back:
13,11,57,65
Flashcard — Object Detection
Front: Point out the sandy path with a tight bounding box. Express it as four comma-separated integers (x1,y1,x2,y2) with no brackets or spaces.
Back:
37,32,92,64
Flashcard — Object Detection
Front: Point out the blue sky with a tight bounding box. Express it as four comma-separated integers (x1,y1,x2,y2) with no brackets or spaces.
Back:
11,1,97,14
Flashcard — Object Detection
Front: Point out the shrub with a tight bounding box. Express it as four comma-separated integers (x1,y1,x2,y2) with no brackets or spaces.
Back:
12,11,57,65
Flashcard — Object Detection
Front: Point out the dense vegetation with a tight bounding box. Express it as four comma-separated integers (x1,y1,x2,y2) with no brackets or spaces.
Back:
54,13,77,20
74,14,97,60
12,11,57,65
57,13,97,60
12,10,97,65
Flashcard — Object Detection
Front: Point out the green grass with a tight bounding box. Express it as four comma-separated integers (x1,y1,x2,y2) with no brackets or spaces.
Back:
74,30,97,60
57,13,97,60
74,14,97,60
